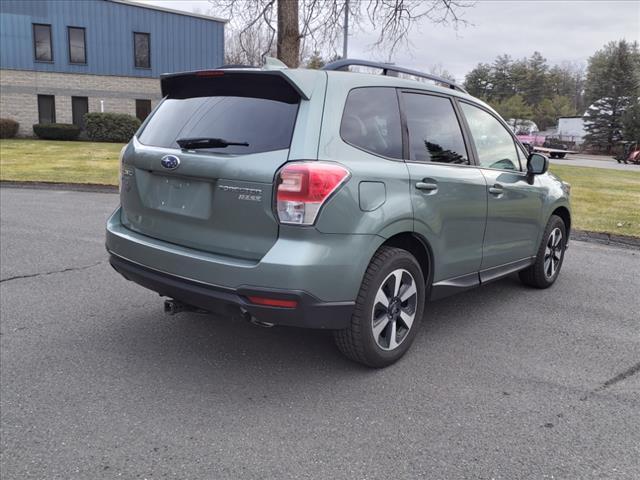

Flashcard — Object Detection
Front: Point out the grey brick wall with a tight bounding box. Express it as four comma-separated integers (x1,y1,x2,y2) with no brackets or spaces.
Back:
0,69,161,136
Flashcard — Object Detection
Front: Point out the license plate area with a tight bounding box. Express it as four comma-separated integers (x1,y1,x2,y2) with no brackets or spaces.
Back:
140,171,212,219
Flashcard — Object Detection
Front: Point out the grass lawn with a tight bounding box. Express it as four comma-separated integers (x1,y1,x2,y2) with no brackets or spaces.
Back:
550,165,640,237
1,139,638,236
0,138,123,185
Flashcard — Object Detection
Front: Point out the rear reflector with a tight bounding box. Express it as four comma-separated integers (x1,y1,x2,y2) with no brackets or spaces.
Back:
247,296,298,308
276,162,349,225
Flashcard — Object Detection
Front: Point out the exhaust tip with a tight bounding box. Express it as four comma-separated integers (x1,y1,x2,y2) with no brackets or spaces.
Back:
240,307,275,328
164,299,184,315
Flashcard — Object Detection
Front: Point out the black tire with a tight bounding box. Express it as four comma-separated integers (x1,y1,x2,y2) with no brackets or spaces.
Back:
550,153,559,159
558,153,566,159
519,215,567,289
334,246,426,368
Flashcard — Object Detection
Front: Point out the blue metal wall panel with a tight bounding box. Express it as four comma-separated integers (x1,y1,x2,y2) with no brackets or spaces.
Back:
0,0,224,77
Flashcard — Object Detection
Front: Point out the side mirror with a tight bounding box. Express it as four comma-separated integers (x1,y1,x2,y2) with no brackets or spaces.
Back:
527,153,548,175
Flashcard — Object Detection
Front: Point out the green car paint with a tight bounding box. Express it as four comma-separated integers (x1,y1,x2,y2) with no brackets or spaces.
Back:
106,64,571,331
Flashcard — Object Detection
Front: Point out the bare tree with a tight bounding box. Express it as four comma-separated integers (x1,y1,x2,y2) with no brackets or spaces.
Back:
429,62,456,82
225,23,276,65
211,0,472,67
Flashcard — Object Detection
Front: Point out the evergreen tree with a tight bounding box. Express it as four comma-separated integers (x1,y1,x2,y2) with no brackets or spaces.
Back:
583,40,640,152
523,52,549,106
305,51,325,69
509,58,529,96
493,94,533,132
463,63,492,99
533,95,576,131
622,96,640,142
491,54,515,101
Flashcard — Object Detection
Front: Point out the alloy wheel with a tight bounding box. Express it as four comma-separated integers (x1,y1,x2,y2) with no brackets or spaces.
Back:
544,227,563,279
371,269,418,351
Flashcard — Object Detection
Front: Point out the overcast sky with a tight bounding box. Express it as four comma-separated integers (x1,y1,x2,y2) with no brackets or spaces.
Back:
141,0,639,81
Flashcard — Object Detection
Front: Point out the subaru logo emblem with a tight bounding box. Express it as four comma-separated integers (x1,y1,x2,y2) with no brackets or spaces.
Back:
160,155,180,170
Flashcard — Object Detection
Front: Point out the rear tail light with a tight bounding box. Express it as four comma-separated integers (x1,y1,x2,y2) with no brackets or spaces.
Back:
276,161,350,225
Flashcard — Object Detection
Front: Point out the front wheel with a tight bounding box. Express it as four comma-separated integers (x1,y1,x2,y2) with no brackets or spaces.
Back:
519,215,567,288
334,246,425,368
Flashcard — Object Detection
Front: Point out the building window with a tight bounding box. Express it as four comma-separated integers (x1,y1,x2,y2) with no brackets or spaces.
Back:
68,27,86,64
135,99,152,122
37,95,56,124
72,97,89,129
133,32,150,69
33,24,53,62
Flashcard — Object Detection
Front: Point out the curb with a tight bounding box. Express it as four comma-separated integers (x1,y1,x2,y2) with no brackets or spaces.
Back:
0,180,117,193
571,229,640,249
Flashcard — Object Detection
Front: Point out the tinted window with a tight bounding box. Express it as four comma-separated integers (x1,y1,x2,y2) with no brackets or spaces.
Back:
403,93,469,164
37,95,55,124
138,96,298,155
33,24,52,62
68,27,86,64
134,32,150,68
340,87,402,159
460,103,520,171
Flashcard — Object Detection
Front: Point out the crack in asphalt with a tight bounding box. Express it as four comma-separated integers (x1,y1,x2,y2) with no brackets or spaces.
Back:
0,261,105,284
595,361,640,392
581,361,640,400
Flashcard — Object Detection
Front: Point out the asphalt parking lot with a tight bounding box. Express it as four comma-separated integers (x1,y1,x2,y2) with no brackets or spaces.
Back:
550,153,640,171
1,186,639,480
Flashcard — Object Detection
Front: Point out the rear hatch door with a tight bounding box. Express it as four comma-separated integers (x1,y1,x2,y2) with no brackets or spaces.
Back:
120,70,317,260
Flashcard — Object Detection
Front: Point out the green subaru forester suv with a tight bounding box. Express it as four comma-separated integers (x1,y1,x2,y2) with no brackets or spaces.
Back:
106,58,571,367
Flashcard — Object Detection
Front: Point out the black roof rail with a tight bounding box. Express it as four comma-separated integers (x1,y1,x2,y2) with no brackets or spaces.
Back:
321,58,467,94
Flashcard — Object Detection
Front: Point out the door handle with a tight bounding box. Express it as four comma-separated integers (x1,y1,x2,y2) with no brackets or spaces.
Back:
416,182,438,191
489,184,504,195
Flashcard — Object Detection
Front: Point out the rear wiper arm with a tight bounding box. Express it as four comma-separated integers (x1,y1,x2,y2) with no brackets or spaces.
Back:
176,137,249,149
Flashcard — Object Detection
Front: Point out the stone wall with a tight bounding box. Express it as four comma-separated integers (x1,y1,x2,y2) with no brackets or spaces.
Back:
0,69,162,136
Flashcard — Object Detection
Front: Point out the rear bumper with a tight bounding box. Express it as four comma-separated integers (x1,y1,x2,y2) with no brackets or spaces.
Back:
109,253,354,329
106,207,383,329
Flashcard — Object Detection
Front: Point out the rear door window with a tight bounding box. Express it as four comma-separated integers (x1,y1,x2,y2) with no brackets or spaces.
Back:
340,87,402,159
402,92,469,165
138,96,298,155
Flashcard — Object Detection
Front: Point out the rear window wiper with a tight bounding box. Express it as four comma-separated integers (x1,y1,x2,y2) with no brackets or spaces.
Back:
176,137,250,149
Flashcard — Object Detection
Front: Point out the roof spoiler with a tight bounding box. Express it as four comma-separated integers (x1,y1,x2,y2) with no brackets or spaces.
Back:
160,68,311,104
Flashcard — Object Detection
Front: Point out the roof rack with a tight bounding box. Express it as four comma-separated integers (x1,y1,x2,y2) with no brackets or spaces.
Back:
321,58,467,94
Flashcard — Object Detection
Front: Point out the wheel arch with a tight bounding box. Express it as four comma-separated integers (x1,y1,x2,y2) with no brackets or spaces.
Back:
379,232,434,288
551,205,571,237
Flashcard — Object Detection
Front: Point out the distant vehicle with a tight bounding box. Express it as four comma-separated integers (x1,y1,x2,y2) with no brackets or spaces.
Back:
519,136,578,159
615,141,640,164
532,145,577,159
106,58,572,367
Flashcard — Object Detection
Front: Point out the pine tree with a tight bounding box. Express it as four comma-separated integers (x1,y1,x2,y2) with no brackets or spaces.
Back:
493,94,533,132
583,40,640,153
491,55,515,102
463,63,492,100
523,52,549,106
534,95,576,131
622,96,640,142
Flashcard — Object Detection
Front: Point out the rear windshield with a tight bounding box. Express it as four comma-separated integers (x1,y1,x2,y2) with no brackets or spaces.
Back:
138,96,298,154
